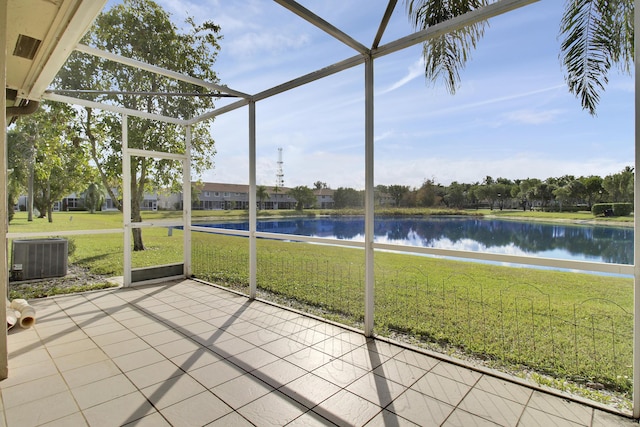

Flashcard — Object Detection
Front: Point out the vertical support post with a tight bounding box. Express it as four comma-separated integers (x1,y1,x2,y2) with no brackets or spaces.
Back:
249,100,257,299
0,0,9,380
633,0,640,418
122,114,131,287
364,54,375,337
183,125,192,277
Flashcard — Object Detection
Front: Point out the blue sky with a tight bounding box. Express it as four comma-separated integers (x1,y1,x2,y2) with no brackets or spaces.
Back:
117,0,635,189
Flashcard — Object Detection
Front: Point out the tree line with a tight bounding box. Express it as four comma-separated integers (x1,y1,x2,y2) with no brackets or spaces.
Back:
326,167,634,211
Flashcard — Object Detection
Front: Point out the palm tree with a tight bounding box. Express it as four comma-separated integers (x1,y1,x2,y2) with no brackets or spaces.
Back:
406,0,633,115
83,182,106,214
256,185,270,210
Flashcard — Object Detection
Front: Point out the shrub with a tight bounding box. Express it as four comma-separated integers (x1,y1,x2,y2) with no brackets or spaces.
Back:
592,203,633,217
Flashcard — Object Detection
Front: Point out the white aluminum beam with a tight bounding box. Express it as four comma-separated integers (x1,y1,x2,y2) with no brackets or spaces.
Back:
273,0,369,54
0,0,8,380
254,55,365,103
187,98,250,125
249,101,257,299
183,126,192,277
75,44,250,99
373,0,539,59
122,115,132,287
633,0,640,418
364,54,375,337
372,0,398,49
43,92,187,126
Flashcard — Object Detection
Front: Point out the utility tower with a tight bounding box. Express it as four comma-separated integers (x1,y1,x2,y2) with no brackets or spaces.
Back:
276,147,284,188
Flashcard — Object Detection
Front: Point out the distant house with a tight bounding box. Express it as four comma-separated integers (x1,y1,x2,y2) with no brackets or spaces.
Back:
17,190,159,213
158,182,335,211
314,188,335,209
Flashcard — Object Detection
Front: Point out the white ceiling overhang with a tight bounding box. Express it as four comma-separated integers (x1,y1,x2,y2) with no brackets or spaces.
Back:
5,0,107,107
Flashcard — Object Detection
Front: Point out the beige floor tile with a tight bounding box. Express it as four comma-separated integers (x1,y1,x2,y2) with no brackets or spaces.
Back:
82,391,156,427
441,408,502,426
207,411,254,426
2,373,69,409
112,347,166,372
312,337,360,358
372,358,428,387
261,336,308,358
154,337,201,359
54,347,109,372
393,349,440,371
238,328,283,346
125,359,183,389
227,346,279,371
251,358,308,388
160,391,233,426
71,374,137,410
1,358,58,388
519,406,587,426
211,373,273,409
209,336,255,358
141,328,184,347
411,371,472,406
364,409,420,427
170,347,224,371
288,410,338,426
313,389,382,427
4,390,80,426
122,412,172,427
339,346,390,371
431,361,483,386
285,346,334,372
39,411,88,427
129,320,174,337
90,329,138,347
238,390,308,426
82,322,127,337
474,374,534,404
386,388,454,426
100,336,152,358
458,387,525,426
61,359,121,389
527,391,593,425
346,372,407,407
190,359,247,389
592,409,636,426
281,372,342,408
7,347,51,368
312,358,368,388
141,374,207,410
46,337,98,359
288,329,330,346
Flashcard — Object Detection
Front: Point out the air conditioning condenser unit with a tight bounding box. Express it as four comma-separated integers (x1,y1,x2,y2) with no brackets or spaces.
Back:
11,238,68,281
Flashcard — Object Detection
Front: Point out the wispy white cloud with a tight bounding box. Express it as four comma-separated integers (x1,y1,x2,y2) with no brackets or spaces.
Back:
501,108,564,125
378,57,425,95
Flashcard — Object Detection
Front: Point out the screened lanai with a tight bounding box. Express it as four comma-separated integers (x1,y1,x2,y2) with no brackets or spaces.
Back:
2,0,640,423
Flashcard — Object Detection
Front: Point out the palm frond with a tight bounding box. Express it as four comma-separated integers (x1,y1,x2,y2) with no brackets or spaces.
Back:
406,0,488,94
559,0,633,115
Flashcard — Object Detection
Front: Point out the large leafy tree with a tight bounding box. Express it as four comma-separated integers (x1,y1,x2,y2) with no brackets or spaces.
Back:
8,102,92,223
407,0,633,115
288,186,316,211
55,0,222,250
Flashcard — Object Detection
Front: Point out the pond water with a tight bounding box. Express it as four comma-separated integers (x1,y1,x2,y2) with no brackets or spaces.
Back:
199,216,633,265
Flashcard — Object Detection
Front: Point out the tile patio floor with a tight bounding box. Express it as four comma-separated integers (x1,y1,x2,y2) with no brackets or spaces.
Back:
1,279,636,426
